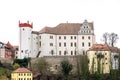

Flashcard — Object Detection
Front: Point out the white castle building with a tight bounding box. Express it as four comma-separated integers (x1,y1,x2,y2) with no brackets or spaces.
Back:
18,20,96,59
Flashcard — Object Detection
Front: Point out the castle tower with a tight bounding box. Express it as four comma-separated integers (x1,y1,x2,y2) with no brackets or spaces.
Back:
18,21,33,59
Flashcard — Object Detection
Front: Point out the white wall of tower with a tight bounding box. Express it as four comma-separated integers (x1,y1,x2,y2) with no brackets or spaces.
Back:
19,27,32,59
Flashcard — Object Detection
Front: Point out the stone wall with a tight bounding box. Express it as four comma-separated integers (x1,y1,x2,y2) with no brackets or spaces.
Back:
31,55,87,74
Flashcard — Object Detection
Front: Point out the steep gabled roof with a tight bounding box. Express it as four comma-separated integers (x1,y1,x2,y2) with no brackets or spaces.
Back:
6,41,13,49
39,22,94,35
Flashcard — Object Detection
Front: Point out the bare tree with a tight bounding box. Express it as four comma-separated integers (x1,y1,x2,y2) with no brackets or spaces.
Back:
102,32,119,47
102,32,109,44
109,33,119,47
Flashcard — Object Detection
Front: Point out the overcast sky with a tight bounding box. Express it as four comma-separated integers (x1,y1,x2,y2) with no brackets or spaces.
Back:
0,0,120,47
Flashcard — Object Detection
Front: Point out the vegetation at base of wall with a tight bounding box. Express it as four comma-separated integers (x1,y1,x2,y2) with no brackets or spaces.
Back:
60,60,73,80
32,58,49,75
0,67,12,79
13,63,20,70
13,57,31,68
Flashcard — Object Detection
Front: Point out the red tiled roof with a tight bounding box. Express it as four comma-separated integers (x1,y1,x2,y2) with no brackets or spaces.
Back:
6,41,13,49
89,43,110,51
19,21,33,28
39,22,94,35
13,67,32,73
110,47,120,53
89,43,120,52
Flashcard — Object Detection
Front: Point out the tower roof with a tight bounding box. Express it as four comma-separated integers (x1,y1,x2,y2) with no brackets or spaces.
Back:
19,21,33,28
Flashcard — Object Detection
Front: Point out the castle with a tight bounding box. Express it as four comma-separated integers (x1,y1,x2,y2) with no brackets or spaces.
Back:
18,20,96,59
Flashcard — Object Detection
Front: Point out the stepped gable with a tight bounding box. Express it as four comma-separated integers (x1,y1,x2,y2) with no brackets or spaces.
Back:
39,22,93,35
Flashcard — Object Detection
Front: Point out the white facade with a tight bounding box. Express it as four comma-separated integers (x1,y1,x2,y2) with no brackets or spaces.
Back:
111,52,119,69
18,21,33,59
19,20,96,58
39,20,96,56
31,32,39,57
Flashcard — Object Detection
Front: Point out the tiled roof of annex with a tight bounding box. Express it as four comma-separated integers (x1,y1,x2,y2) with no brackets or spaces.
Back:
88,43,120,52
12,67,32,73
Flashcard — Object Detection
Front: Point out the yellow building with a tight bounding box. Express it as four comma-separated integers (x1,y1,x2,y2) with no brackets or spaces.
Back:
11,67,33,80
87,43,111,74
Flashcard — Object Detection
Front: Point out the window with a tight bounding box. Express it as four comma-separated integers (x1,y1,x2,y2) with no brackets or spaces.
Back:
23,28,25,31
64,51,67,55
21,50,23,53
74,42,76,47
74,36,76,39
88,60,89,63
59,36,61,39
50,36,53,39
82,36,84,39
105,53,107,55
51,50,54,55
64,42,66,47
88,42,91,47
105,58,107,60
71,51,73,55
59,51,61,55
82,42,84,47
71,36,73,39
64,36,66,39
16,56,18,59
88,36,90,39
40,41,41,47
39,36,41,39
95,53,97,55
50,43,53,46
71,43,73,47
24,73,26,76
16,52,18,54
59,43,61,47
